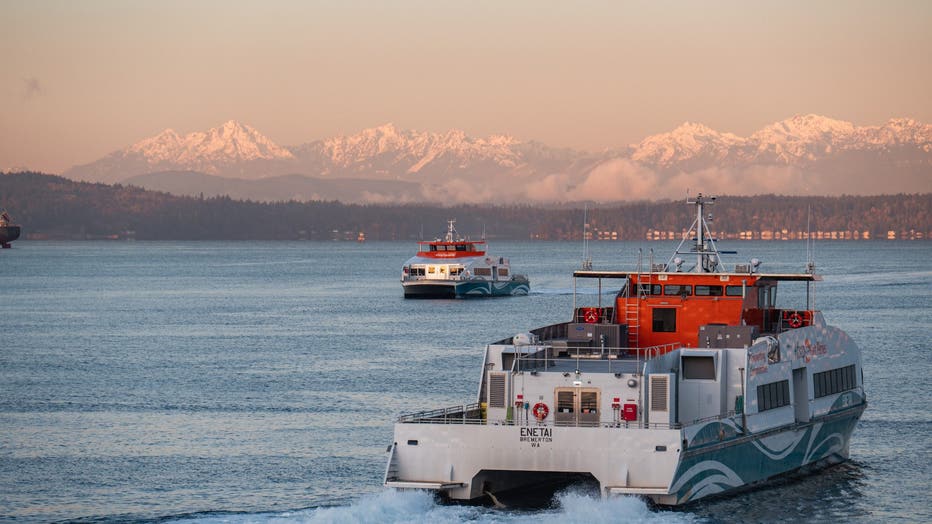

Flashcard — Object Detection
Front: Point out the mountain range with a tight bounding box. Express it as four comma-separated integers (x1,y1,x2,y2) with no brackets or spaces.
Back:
63,115,932,203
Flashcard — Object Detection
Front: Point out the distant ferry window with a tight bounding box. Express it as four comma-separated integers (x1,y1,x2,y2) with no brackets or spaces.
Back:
695,285,723,296
474,268,492,277
499,268,509,277
725,286,744,296
682,356,716,380
652,308,676,332
456,244,467,251
664,285,692,296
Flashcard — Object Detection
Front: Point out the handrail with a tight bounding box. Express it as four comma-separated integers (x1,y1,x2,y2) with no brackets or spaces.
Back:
396,409,682,430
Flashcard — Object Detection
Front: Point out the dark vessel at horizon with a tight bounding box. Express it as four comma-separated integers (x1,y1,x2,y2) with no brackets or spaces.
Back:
1,209,21,248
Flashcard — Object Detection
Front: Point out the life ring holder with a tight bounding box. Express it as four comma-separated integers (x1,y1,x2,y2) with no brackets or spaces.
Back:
532,402,549,421
788,312,804,329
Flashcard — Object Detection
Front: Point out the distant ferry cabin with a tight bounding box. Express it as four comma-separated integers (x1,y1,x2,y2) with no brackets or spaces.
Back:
401,220,529,298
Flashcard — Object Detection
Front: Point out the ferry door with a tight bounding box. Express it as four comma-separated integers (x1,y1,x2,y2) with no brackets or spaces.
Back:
492,266,498,281
554,388,601,427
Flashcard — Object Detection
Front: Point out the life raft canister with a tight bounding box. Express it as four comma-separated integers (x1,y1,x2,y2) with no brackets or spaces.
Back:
532,402,549,420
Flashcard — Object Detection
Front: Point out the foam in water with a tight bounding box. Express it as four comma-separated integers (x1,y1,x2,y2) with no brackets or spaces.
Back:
168,488,701,523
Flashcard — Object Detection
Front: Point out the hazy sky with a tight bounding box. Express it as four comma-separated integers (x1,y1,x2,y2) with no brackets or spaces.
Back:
2,0,931,173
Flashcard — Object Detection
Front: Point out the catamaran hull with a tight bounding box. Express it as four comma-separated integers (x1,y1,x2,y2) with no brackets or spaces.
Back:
403,279,530,299
385,402,865,506
662,402,865,505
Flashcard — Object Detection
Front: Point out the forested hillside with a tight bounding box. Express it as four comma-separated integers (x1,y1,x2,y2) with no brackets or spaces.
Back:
1,172,929,240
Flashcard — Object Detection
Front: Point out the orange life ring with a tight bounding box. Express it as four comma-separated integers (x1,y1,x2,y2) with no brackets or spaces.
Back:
788,312,804,328
583,307,599,324
532,402,549,420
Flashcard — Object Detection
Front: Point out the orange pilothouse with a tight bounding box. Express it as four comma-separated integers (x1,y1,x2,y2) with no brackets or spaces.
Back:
574,193,819,352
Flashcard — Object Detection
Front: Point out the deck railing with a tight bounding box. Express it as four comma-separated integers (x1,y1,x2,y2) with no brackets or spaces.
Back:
396,407,682,430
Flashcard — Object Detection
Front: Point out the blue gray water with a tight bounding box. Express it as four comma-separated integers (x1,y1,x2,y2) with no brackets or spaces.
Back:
1,240,930,523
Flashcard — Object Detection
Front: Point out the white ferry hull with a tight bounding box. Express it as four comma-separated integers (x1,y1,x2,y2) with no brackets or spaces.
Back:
386,423,683,501
385,400,864,505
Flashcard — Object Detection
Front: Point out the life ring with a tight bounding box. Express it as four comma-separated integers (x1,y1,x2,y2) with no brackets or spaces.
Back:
532,402,549,420
583,307,599,324
788,312,804,328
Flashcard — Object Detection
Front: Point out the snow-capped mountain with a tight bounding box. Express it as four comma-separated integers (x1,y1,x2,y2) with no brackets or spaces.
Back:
66,121,294,183
63,115,932,202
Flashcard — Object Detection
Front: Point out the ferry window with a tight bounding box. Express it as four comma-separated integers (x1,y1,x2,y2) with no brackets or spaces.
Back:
427,267,436,274
474,267,491,277
694,285,723,296
456,244,467,251
429,245,437,251
652,308,676,332
664,285,692,296
580,391,598,414
450,267,463,276
758,284,777,308
682,356,716,380
757,380,790,411
814,365,857,398
725,285,744,296
410,267,425,276
499,268,509,277
638,284,662,296
557,391,574,413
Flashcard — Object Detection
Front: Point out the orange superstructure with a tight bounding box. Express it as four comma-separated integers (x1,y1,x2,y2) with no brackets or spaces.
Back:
571,193,819,354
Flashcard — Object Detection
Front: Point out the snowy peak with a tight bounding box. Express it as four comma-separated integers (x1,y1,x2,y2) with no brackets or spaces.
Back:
125,120,293,171
631,121,745,166
309,123,523,172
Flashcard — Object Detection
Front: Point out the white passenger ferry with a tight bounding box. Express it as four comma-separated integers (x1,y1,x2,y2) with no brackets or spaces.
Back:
401,220,529,299
385,195,866,505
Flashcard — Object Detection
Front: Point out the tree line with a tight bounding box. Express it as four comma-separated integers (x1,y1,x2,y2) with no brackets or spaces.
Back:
1,171,929,240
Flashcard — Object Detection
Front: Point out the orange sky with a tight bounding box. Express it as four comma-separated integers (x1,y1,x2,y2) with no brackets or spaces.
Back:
2,0,931,173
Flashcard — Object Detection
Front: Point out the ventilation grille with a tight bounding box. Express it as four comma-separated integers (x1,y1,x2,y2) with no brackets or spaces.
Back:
489,372,506,408
650,375,669,412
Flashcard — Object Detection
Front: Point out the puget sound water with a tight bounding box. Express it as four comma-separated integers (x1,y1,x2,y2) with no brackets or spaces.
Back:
1,240,930,523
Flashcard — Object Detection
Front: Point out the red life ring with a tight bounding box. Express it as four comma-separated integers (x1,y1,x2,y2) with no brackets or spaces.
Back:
788,312,804,328
532,402,549,420
583,307,599,324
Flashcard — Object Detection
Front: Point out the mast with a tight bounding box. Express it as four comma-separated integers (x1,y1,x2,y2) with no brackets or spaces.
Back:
445,219,456,242
667,193,732,273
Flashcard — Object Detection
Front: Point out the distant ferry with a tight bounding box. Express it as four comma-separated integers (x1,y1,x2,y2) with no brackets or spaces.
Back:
0,209,21,248
386,194,866,505
401,220,529,299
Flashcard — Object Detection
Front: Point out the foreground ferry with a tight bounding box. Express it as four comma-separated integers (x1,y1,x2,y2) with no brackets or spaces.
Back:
402,220,529,299
0,209,21,248
385,195,866,505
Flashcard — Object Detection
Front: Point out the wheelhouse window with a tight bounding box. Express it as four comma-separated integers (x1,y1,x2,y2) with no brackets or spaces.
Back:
725,285,744,296
638,283,662,296
757,379,790,411
694,285,723,296
664,285,692,296
682,356,716,380
814,365,857,398
652,308,677,333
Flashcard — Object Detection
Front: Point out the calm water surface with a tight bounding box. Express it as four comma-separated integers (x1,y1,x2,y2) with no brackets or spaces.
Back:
1,240,930,523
